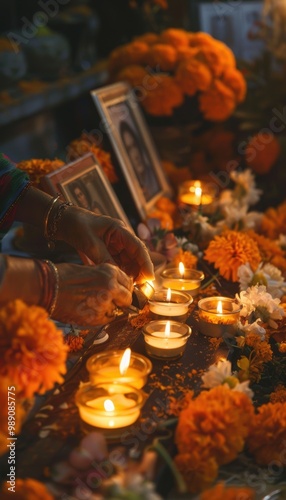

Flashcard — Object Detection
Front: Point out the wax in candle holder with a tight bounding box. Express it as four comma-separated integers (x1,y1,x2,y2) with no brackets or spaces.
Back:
148,289,192,321
142,320,191,360
198,296,241,338
86,349,152,389
161,268,204,297
178,180,217,213
76,382,146,437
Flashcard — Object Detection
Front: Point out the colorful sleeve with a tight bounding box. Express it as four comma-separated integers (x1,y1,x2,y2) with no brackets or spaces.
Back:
0,153,31,238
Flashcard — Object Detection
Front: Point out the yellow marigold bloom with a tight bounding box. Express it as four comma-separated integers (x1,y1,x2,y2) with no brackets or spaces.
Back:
247,402,286,465
108,41,149,74
200,482,255,500
175,386,254,493
135,32,160,45
246,230,284,263
222,67,247,103
204,230,261,282
199,80,237,121
1,478,54,500
17,158,65,187
175,59,212,96
145,43,177,72
0,300,68,399
142,75,184,116
115,64,148,88
261,201,286,239
270,384,286,402
159,28,189,48
172,248,198,268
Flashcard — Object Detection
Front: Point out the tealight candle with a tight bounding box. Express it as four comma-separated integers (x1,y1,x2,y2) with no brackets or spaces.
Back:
198,296,241,338
148,288,192,320
161,263,204,297
76,382,146,431
178,180,216,212
142,320,191,359
86,349,152,389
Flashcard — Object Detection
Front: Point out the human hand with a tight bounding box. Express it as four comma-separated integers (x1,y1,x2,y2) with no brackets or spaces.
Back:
58,207,154,284
53,262,133,326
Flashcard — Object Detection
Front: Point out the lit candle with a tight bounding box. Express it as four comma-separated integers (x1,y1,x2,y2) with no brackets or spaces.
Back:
143,320,191,359
198,296,241,338
76,383,146,430
86,349,152,389
178,180,216,210
148,288,192,319
161,264,204,296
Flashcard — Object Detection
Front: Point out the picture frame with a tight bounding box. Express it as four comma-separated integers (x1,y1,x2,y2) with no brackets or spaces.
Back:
90,82,172,220
40,153,132,230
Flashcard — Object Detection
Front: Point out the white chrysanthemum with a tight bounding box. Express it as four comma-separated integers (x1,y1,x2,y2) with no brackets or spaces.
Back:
182,212,219,242
238,262,286,299
175,236,199,255
217,204,262,231
238,318,266,340
103,473,162,500
202,359,253,398
236,284,285,329
230,169,262,206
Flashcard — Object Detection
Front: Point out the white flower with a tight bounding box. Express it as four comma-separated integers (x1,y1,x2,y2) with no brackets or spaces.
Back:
236,284,285,329
175,236,199,255
182,212,218,242
103,473,162,500
238,318,266,340
238,262,286,299
217,204,262,231
230,169,262,206
201,359,253,398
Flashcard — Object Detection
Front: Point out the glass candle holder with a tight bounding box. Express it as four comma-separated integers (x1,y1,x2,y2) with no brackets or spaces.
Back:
161,268,204,297
148,289,192,321
75,382,146,435
86,350,152,389
198,296,241,338
178,180,217,213
142,320,191,360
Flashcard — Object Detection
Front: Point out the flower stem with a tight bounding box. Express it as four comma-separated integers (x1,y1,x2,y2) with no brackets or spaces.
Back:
201,271,220,290
149,438,187,494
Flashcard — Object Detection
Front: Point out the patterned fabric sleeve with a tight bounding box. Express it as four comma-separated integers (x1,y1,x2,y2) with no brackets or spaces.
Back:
0,153,31,239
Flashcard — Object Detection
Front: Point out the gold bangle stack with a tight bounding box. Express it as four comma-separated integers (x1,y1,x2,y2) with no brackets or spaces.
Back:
43,195,73,250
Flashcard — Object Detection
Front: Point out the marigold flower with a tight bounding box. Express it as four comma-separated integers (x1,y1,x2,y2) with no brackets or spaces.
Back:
270,384,286,402
199,482,255,500
145,43,177,72
245,132,281,174
155,196,177,215
175,59,212,96
188,31,215,48
114,65,148,88
204,230,261,282
175,386,254,493
108,41,149,74
171,248,198,268
246,230,284,263
64,334,84,352
135,32,160,45
1,478,54,500
0,300,68,399
159,28,189,48
199,80,236,121
214,39,236,67
147,209,174,230
142,75,184,116
222,67,247,102
247,402,286,465
17,158,65,187
261,201,286,239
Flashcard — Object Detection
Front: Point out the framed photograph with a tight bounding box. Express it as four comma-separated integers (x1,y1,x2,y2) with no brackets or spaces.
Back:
91,82,172,220
41,153,132,230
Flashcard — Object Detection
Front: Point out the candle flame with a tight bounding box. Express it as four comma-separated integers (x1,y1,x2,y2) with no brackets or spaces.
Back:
104,399,115,412
217,300,223,314
179,262,185,278
194,186,202,198
164,321,171,338
119,348,131,375
166,288,172,301
141,281,155,299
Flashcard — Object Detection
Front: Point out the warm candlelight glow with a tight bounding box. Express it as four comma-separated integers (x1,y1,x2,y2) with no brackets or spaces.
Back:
194,185,202,204
179,262,185,278
217,300,223,314
139,280,155,299
119,348,131,375
166,288,172,302
103,399,115,412
165,321,171,338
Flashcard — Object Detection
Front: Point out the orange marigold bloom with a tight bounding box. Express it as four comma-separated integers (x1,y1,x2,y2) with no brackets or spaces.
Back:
142,75,184,116
114,65,148,88
222,67,247,103
188,31,215,48
261,201,286,239
200,482,255,500
108,41,149,74
1,478,54,500
175,59,212,96
195,44,228,77
0,300,68,399
159,28,189,48
64,334,84,352
172,248,198,268
175,386,254,493
135,32,160,45
247,402,286,465
147,209,174,230
246,230,284,263
279,341,286,353
199,80,236,122
145,43,177,72
17,158,65,187
214,39,236,67
245,132,281,174
270,384,286,402
244,333,272,383
204,230,261,282
155,196,177,215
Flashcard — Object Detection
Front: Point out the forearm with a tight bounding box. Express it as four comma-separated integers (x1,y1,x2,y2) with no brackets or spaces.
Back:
0,255,42,306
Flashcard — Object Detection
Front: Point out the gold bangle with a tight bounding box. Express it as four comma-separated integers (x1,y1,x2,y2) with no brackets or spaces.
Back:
43,195,60,242
44,260,59,317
